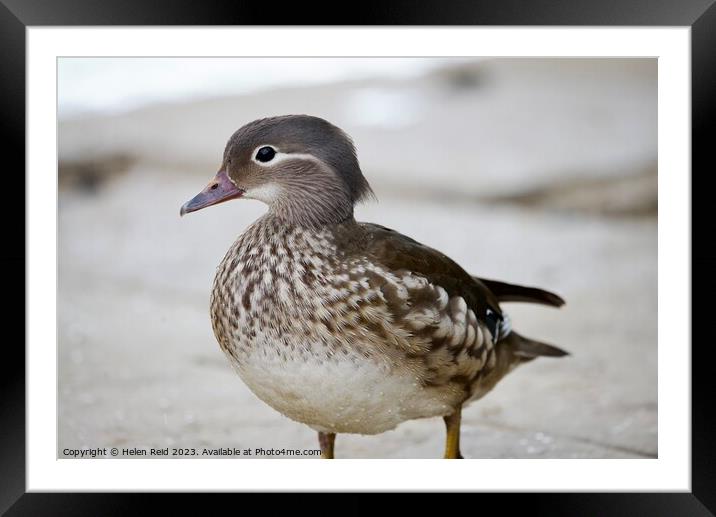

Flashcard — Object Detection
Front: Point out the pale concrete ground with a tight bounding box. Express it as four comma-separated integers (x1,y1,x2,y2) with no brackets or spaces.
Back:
58,59,657,458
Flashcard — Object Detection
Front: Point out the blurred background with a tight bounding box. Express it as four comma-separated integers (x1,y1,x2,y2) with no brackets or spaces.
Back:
58,57,657,459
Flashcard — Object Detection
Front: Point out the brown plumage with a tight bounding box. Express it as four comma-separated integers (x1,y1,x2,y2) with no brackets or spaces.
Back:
476,277,566,308
181,115,567,458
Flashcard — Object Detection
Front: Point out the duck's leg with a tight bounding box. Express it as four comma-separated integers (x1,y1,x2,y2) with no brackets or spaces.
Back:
443,407,464,459
318,431,336,459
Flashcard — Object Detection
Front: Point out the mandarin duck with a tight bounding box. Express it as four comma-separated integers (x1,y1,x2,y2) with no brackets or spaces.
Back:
181,115,567,459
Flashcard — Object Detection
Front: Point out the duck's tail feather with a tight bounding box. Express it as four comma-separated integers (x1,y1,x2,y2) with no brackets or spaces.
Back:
506,331,569,360
476,277,565,308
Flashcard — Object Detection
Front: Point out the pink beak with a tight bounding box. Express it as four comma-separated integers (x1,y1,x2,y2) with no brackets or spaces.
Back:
180,170,244,216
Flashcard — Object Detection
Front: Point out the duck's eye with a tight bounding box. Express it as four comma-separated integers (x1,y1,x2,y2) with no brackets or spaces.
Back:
255,146,276,163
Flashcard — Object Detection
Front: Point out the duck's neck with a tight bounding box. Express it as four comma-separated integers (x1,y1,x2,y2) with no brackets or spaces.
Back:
257,168,356,228
269,196,354,229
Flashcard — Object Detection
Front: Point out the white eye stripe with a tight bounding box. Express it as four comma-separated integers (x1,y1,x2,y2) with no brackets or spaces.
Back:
250,144,318,167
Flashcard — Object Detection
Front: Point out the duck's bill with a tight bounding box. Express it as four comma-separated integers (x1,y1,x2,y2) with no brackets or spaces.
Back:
180,170,244,216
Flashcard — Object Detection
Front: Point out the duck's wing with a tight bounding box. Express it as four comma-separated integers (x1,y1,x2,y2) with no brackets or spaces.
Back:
354,222,504,338
348,223,566,358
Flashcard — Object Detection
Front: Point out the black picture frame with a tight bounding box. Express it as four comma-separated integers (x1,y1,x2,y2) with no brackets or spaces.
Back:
2,0,711,513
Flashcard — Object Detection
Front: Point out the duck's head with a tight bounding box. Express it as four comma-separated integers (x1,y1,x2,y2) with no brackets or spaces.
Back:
180,115,373,226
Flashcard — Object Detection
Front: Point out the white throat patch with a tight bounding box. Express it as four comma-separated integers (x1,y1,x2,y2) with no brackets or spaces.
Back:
243,183,284,204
